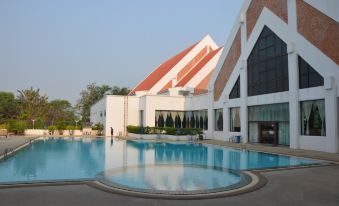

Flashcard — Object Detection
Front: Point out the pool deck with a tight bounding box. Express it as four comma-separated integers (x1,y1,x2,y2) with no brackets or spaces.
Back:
1,136,339,205
0,136,39,157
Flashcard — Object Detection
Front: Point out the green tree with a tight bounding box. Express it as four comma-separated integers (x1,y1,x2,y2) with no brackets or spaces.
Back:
76,83,111,124
16,87,48,123
46,99,76,126
110,86,131,95
76,83,130,124
0,92,19,123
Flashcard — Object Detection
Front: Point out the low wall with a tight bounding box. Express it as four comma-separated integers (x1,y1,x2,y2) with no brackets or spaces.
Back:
128,133,199,141
24,129,48,136
24,129,84,136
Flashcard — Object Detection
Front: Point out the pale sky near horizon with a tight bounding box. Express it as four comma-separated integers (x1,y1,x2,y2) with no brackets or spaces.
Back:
0,0,243,104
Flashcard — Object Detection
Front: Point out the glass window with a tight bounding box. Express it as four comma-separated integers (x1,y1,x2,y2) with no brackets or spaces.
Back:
298,56,324,89
214,109,223,131
229,76,240,99
247,26,289,96
230,107,241,132
300,100,326,136
155,110,207,130
248,103,290,146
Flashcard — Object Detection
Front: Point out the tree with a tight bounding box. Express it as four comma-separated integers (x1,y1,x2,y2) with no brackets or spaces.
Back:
76,83,131,124
0,92,19,123
16,87,48,123
110,86,131,95
76,83,111,124
46,99,76,126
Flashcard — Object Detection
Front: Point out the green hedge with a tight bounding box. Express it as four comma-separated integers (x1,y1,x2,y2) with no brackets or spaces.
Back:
127,125,203,136
7,120,27,134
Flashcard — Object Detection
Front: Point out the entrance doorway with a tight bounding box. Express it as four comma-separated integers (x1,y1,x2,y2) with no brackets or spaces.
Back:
259,122,278,145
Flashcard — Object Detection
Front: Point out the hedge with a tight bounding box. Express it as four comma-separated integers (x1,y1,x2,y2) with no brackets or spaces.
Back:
7,120,27,134
127,125,203,136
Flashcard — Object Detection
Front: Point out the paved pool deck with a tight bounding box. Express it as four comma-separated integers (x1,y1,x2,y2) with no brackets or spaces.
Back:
1,136,339,205
0,165,338,206
0,136,39,156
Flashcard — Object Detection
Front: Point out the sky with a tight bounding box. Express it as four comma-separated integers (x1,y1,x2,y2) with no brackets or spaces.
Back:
0,0,243,104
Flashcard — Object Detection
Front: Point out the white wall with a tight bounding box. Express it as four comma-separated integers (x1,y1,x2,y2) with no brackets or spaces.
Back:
106,96,125,136
90,97,107,127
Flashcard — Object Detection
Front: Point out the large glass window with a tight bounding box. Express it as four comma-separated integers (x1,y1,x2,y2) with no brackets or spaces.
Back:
247,26,288,96
300,100,326,136
298,56,324,89
230,107,241,132
214,109,223,131
155,110,208,130
248,103,290,145
229,76,240,99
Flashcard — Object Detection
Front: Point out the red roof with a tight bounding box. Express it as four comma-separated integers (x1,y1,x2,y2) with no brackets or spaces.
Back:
158,80,172,94
129,42,198,95
176,47,222,87
194,70,213,95
177,46,209,81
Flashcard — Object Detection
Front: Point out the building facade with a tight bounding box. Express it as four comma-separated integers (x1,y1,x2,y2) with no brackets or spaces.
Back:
91,0,339,153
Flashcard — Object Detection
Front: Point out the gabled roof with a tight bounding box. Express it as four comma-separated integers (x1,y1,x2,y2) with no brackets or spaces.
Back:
176,47,223,87
129,42,198,95
194,70,213,95
129,35,220,96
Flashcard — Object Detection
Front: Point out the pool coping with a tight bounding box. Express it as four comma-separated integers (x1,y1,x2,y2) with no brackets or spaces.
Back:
95,164,252,196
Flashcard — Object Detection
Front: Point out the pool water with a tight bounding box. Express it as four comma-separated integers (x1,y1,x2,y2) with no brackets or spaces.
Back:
0,137,323,190
97,165,249,193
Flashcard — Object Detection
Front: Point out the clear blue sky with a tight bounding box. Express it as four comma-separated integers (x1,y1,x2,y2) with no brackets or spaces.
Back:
0,0,243,104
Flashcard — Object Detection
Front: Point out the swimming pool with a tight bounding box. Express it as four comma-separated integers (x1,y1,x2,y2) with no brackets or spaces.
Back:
0,137,323,194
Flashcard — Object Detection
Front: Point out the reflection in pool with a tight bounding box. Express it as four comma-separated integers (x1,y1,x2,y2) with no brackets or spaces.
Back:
0,137,322,184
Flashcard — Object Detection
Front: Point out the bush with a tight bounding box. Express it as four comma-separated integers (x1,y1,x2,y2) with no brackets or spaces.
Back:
92,123,104,131
48,125,57,132
66,125,76,130
127,125,142,134
127,125,203,136
7,120,27,134
0,124,7,129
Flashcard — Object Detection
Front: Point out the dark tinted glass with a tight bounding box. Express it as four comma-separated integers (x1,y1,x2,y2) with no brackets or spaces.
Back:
247,26,289,96
298,56,324,89
229,76,240,99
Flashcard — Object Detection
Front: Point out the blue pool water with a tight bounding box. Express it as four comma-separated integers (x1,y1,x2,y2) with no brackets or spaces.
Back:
0,137,323,190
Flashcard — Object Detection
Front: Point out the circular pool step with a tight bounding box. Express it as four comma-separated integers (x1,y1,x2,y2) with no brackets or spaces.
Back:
96,164,251,195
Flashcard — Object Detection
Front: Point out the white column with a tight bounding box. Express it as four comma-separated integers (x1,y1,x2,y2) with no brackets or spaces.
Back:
207,91,214,139
224,101,230,141
287,0,299,149
240,61,248,143
325,78,338,153
288,50,299,149
240,10,248,143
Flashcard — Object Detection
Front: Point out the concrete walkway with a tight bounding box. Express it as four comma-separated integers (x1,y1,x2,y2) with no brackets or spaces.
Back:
203,139,339,162
0,136,39,156
0,165,338,206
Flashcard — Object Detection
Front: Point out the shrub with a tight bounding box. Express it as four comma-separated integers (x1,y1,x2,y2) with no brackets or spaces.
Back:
0,124,7,129
127,125,142,134
66,125,76,130
7,120,27,134
92,123,104,131
48,125,57,132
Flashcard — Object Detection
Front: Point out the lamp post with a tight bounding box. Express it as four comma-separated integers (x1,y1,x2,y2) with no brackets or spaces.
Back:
32,119,36,130
75,120,79,129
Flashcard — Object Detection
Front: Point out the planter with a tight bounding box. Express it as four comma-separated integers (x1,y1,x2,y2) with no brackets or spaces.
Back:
128,133,198,141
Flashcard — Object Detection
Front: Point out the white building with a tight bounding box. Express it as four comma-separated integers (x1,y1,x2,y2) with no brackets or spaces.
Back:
91,0,339,153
